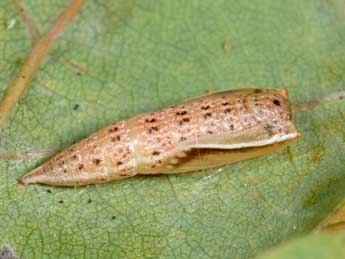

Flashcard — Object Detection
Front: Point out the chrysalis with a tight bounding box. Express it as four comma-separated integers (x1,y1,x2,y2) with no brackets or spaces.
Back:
19,88,300,186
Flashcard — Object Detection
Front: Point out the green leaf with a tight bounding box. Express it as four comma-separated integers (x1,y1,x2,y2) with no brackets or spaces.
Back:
1,0,345,258
257,232,345,259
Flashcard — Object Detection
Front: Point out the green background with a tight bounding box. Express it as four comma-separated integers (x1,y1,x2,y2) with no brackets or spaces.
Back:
0,0,345,258
258,232,345,259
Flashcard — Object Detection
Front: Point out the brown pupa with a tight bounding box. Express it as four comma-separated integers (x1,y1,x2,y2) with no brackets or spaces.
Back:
19,88,300,186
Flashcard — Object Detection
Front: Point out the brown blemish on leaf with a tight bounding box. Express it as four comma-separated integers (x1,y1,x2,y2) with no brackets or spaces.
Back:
63,59,87,75
311,145,325,165
223,37,232,52
286,146,294,162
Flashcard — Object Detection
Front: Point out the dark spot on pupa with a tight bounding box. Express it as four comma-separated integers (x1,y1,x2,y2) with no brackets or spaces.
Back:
229,125,234,130
222,102,229,106
59,200,64,204
63,169,67,173
207,130,213,134
148,126,159,133
201,105,210,110
116,135,121,141
78,164,84,170
88,198,92,203
254,89,262,93
93,159,101,165
72,155,77,159
145,118,156,123
273,99,281,106
117,161,123,166
183,118,190,122
46,189,52,193
158,160,162,164
224,108,231,113
203,112,212,119
108,127,119,133
180,136,187,141
152,151,160,156
73,104,80,110
176,111,187,116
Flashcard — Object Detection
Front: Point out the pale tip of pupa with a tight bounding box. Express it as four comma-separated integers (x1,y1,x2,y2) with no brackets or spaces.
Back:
17,167,47,185
281,88,289,98
17,173,36,185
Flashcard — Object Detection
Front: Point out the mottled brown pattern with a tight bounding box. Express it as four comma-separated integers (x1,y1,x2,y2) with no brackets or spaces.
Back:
131,89,297,173
20,120,136,186
19,88,299,186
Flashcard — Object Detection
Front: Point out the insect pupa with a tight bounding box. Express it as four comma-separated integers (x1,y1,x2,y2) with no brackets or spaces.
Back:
19,88,300,186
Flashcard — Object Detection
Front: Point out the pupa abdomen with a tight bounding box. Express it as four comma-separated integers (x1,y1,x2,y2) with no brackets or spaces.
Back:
19,88,300,186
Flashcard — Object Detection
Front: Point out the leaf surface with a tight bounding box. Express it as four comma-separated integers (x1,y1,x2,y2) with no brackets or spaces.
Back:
0,0,345,258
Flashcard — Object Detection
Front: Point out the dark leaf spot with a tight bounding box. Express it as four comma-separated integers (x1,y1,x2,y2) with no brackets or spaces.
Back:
46,189,52,193
88,198,92,203
59,200,64,204
73,104,80,110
